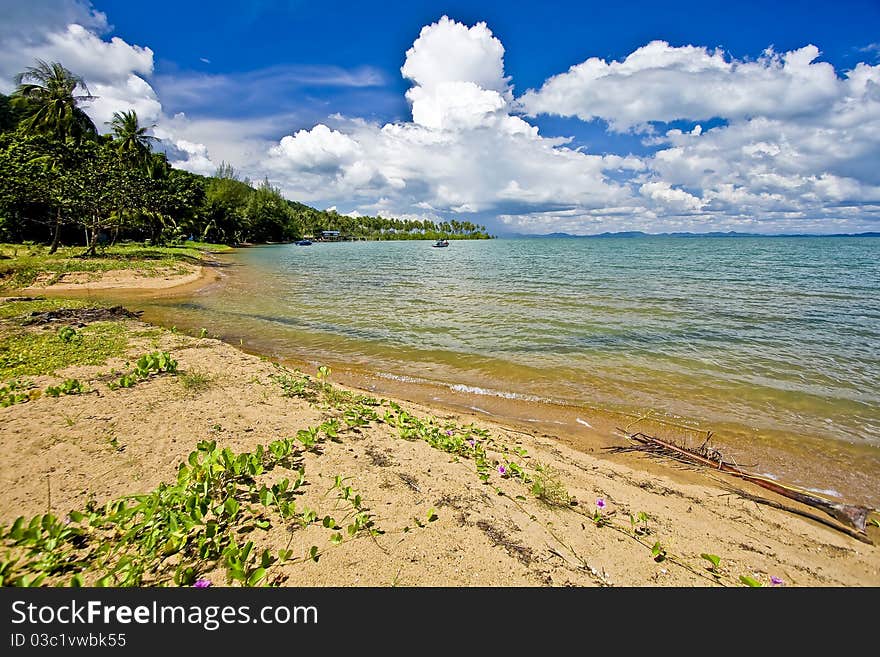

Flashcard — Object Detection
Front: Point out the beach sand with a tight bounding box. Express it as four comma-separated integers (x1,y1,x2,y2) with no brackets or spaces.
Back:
1,269,878,587
22,262,222,297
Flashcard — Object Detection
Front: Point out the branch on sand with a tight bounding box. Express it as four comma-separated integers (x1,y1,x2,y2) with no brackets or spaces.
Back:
610,430,873,544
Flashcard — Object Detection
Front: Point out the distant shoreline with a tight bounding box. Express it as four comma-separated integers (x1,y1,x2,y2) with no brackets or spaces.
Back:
502,230,880,239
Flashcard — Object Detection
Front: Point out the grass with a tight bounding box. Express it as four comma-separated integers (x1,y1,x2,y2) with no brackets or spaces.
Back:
178,369,214,392
530,463,572,507
0,242,230,290
0,322,128,378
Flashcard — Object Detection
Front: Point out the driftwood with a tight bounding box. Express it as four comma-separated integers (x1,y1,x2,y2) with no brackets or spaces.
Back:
719,484,874,545
614,430,872,537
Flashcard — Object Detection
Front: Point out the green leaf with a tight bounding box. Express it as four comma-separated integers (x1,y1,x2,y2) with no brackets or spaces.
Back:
427,508,438,522
247,568,267,587
651,541,666,562
329,533,343,545
700,553,721,569
739,575,763,587
223,497,239,518
309,545,319,562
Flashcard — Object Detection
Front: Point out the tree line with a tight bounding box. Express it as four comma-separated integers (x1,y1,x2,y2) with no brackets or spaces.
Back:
0,60,492,251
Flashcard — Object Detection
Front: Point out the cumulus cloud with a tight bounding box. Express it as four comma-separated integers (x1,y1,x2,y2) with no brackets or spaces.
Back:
639,181,704,212
401,16,509,93
265,16,631,218
520,41,842,131
269,124,362,171
513,40,880,232
643,62,880,223
0,0,107,45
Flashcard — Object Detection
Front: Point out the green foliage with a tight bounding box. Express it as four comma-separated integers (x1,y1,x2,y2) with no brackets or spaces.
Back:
739,575,763,587
134,351,178,377
56,325,77,343
0,297,93,321
11,60,97,144
0,438,311,587
0,243,207,290
530,463,571,507
0,379,38,406
651,541,667,562
45,378,85,397
178,369,213,392
328,475,381,540
700,553,721,571
0,321,127,378
107,351,177,391
629,511,651,535
110,373,138,389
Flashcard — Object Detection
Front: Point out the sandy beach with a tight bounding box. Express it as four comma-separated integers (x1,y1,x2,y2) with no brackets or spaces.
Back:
1,268,878,587
22,262,223,297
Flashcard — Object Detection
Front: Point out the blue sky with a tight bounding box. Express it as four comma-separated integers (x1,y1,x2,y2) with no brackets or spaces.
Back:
2,1,880,233
99,0,880,149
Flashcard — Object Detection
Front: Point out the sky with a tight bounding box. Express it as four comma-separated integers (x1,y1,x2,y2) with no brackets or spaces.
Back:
1,1,879,235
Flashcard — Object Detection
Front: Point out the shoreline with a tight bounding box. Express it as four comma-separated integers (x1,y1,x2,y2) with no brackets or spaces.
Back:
20,261,224,298
21,258,878,511
1,294,878,586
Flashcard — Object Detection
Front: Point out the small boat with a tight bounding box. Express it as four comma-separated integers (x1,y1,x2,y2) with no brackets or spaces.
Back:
432,239,449,248
295,239,312,246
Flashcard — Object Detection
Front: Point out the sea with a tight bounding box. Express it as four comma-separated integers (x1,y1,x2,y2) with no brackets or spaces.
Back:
111,236,880,507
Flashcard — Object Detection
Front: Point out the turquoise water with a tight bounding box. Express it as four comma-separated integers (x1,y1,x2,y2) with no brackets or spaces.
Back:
132,237,880,504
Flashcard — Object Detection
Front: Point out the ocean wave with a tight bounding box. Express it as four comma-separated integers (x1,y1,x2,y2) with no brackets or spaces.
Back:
375,372,433,385
449,383,547,403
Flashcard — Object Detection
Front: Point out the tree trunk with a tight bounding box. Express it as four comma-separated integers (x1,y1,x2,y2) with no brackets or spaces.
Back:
110,225,119,247
48,209,62,254
85,220,99,256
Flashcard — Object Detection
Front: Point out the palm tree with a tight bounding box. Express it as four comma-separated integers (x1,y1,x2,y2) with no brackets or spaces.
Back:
107,109,158,162
12,60,97,142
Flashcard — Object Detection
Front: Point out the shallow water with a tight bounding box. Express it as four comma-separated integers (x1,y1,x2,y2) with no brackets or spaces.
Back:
103,237,880,506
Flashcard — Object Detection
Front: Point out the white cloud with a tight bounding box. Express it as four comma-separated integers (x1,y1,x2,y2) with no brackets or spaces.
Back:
268,124,361,171
401,16,508,93
161,138,216,176
264,16,631,219
0,0,107,45
400,16,514,132
520,41,840,131
639,181,704,212
645,62,880,216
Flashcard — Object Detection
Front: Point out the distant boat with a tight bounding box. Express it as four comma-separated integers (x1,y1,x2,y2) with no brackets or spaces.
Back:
295,239,312,246
432,239,449,248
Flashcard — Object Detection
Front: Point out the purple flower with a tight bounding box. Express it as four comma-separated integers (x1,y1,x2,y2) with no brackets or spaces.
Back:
596,498,606,509
193,578,212,588
770,576,784,586
497,465,507,475
445,430,453,436
467,439,476,447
